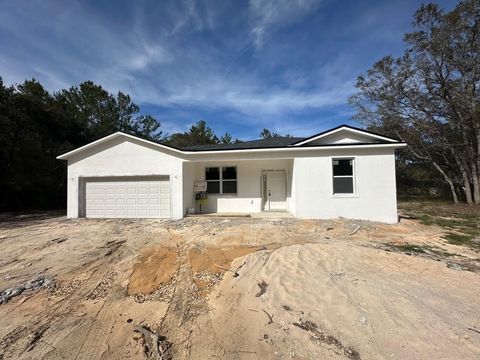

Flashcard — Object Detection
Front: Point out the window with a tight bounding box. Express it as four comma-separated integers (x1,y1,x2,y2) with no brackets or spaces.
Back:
332,158,354,194
222,167,237,193
205,166,237,194
205,167,220,194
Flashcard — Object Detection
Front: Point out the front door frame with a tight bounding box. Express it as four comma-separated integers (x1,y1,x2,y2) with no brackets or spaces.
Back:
261,169,287,211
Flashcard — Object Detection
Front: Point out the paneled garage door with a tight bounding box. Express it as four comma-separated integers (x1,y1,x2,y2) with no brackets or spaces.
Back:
85,177,171,218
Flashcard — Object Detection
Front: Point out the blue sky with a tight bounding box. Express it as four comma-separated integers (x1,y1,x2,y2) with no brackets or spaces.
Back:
0,0,456,140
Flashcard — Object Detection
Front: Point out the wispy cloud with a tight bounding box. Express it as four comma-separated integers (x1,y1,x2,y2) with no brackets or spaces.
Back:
170,0,205,34
248,0,324,48
123,54,356,120
1,0,455,137
123,43,173,71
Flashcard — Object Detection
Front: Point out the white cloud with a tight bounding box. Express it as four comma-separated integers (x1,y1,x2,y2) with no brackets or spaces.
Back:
170,0,205,34
123,43,172,71
0,0,360,134
158,119,193,135
130,62,355,119
248,0,324,48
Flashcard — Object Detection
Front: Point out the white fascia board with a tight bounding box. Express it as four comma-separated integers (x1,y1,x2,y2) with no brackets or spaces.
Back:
183,142,407,155
57,131,406,160
56,132,184,160
293,126,399,146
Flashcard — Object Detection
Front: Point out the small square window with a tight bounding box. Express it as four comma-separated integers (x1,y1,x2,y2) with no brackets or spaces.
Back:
333,159,353,176
222,167,237,180
333,177,354,194
222,181,237,194
206,167,220,180
207,181,220,194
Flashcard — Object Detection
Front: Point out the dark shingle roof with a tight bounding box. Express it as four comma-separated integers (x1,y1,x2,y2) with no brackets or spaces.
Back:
181,137,305,151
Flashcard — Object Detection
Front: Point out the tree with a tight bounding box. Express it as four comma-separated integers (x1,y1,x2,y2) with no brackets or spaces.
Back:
349,0,480,204
165,120,219,147
188,120,218,144
0,78,67,209
259,128,279,139
259,128,293,139
163,133,192,148
54,82,161,142
134,115,163,141
220,132,233,144
0,77,162,211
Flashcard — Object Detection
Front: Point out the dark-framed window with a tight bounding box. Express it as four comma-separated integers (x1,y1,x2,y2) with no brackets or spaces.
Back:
205,166,237,194
332,158,354,194
205,167,220,194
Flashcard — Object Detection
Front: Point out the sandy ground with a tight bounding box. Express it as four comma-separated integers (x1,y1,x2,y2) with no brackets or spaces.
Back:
0,211,479,359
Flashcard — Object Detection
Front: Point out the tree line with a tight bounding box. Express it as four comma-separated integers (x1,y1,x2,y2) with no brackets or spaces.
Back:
0,78,285,211
350,0,480,204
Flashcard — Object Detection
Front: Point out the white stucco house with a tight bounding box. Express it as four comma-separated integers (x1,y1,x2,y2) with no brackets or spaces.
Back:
57,125,406,223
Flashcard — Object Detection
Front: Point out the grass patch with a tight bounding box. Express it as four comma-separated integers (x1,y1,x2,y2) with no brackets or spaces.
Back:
406,213,474,229
387,243,455,257
400,201,480,249
391,243,427,254
442,232,475,246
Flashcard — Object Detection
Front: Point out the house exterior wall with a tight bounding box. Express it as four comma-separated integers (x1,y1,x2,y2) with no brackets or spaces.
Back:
292,147,398,223
66,137,185,219
182,162,195,215
62,133,400,223
187,159,293,214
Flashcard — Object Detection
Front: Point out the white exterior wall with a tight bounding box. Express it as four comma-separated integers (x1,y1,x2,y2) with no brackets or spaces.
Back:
66,137,184,219
292,147,398,223
61,132,401,223
182,162,195,215
187,159,293,214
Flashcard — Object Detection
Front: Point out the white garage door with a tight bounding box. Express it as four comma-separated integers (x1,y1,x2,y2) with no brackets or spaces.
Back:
85,177,171,218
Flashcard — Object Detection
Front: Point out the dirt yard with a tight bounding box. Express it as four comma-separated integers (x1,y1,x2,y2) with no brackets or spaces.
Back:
0,203,479,359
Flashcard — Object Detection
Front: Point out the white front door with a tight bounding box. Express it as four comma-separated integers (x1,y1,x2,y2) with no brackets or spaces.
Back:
263,170,287,211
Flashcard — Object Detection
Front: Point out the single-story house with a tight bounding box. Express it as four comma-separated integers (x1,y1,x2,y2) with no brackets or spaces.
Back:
57,125,406,223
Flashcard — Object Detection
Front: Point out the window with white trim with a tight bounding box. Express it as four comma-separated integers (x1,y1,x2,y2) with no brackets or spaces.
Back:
205,166,237,194
332,158,354,194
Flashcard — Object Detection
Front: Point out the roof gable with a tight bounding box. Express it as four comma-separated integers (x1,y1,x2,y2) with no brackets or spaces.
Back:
292,125,400,146
56,132,183,160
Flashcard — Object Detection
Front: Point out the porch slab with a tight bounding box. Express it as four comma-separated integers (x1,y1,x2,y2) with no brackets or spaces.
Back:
185,212,251,218
185,212,294,219
250,211,294,219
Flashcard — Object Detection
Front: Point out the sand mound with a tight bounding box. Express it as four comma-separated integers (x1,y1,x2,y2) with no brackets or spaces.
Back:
205,243,480,359
128,245,263,296
128,246,178,295
188,246,263,294
188,246,263,274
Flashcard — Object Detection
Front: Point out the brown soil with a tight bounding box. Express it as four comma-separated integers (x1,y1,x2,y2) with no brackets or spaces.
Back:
0,203,479,359
187,245,265,295
127,246,178,295
188,245,263,274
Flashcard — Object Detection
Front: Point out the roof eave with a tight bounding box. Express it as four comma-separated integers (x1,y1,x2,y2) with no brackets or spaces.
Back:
56,132,183,160
182,142,407,155
57,131,406,160
56,132,121,160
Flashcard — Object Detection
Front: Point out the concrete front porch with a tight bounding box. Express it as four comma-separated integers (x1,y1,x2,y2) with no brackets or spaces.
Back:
182,158,294,216
185,211,294,218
